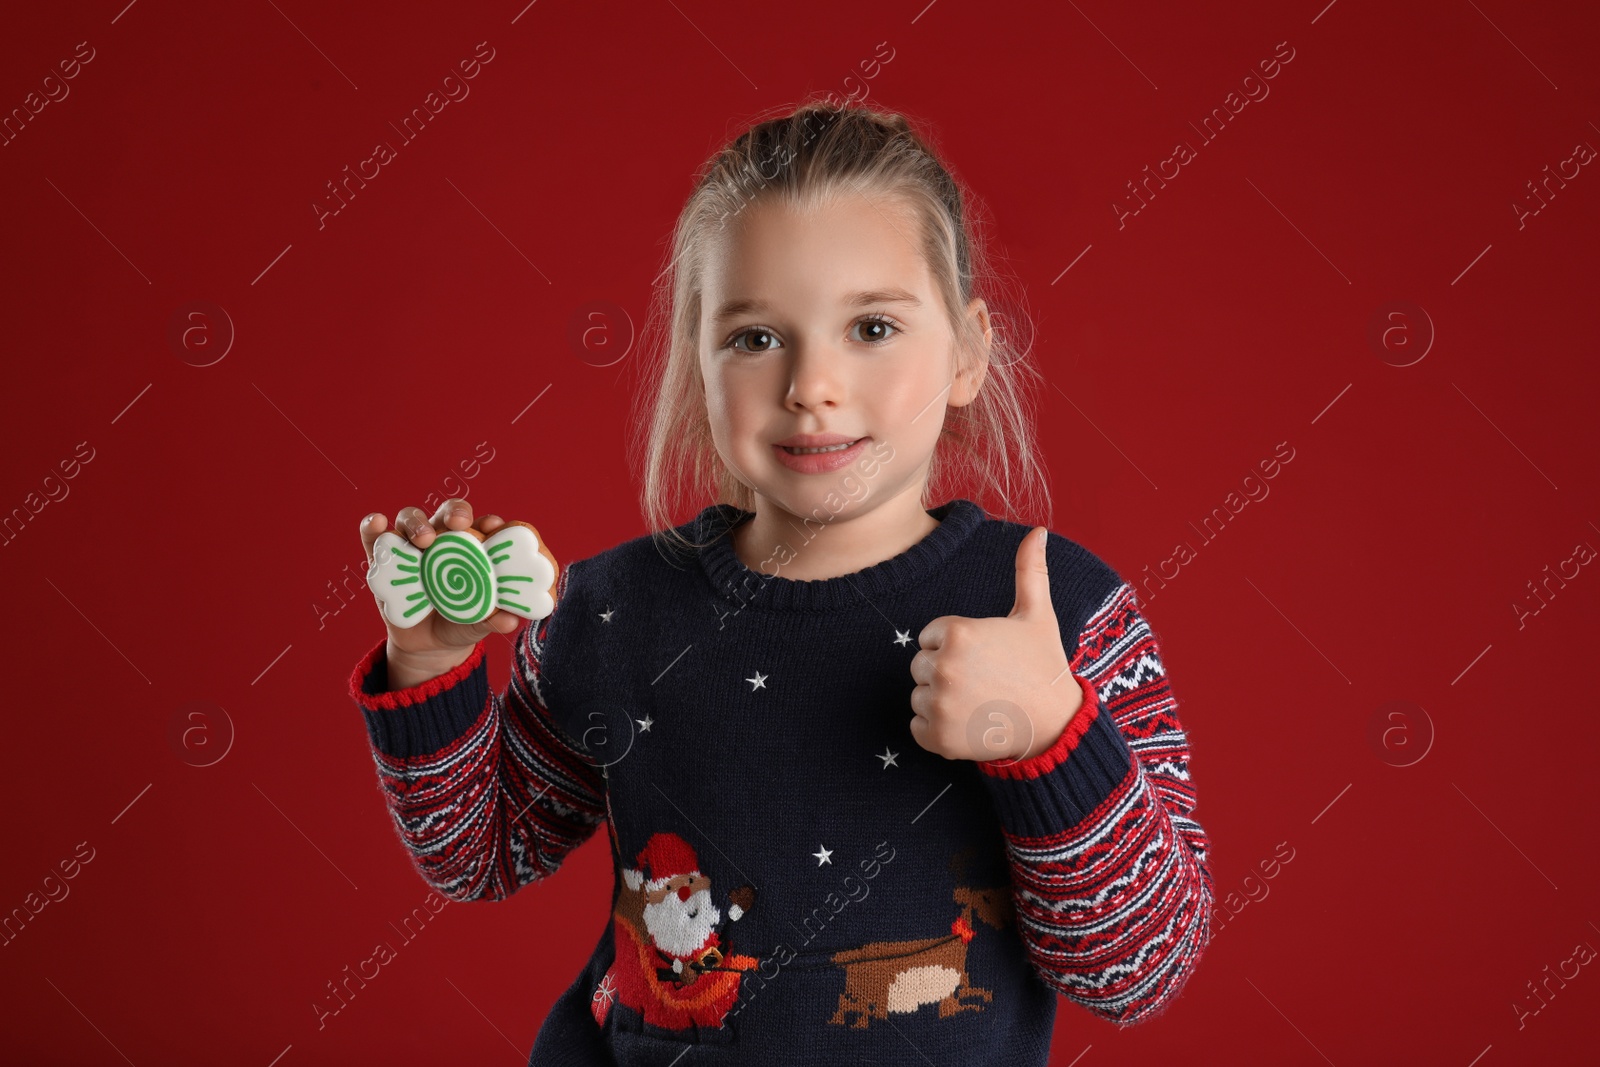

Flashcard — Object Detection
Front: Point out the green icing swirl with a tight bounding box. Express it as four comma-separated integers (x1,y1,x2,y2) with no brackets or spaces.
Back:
423,532,494,624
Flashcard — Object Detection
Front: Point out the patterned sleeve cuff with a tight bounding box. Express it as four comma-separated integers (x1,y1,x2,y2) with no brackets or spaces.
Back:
976,679,1136,839
348,636,491,759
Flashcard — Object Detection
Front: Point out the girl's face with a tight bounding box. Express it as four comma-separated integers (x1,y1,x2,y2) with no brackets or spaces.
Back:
698,191,988,523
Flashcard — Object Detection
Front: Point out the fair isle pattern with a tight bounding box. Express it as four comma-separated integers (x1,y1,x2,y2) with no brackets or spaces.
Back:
1000,582,1213,1025
366,565,609,902
1082,584,1209,873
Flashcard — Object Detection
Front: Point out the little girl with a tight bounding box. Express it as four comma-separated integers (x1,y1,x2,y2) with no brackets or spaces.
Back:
349,100,1212,1066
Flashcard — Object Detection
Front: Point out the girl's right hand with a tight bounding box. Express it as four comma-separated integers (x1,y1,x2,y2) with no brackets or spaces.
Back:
358,498,524,683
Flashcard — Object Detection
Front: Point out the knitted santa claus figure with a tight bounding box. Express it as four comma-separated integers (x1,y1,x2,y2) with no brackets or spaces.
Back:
593,831,758,1033
629,832,745,982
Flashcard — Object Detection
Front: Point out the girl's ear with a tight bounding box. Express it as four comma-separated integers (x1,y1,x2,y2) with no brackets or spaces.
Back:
949,297,992,408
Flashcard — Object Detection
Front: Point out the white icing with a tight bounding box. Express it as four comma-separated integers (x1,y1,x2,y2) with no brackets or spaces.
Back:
482,524,558,622
367,531,431,629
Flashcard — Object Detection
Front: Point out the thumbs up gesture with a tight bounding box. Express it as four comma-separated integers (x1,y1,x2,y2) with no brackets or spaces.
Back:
908,527,1086,764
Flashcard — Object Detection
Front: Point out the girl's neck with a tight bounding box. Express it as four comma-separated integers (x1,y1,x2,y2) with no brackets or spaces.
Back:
730,486,942,582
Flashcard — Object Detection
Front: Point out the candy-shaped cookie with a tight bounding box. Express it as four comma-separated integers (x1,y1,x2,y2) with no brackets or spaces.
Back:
367,520,559,629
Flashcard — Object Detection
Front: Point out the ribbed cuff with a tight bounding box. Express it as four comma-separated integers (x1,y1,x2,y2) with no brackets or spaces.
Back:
977,688,1135,839
348,636,490,759
978,674,1099,781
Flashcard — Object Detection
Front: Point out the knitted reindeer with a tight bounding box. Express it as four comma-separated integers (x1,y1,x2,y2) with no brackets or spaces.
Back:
826,847,1016,1029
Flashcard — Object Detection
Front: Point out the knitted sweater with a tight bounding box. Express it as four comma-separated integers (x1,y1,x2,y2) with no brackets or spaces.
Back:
348,498,1213,1065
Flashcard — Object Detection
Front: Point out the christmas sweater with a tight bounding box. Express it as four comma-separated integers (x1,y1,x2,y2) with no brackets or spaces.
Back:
347,498,1213,1065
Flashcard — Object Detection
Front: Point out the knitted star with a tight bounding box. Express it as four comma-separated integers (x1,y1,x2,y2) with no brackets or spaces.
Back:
746,671,769,691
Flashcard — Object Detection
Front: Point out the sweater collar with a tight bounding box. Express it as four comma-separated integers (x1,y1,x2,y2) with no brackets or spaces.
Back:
692,498,987,613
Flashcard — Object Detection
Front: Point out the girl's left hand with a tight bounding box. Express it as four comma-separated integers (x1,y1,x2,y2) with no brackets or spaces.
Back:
908,527,1086,764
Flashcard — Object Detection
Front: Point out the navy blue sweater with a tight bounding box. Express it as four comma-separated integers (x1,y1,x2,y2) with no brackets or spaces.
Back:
349,498,1213,1065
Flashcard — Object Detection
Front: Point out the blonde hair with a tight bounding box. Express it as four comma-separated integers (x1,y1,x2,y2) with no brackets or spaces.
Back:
628,97,1052,554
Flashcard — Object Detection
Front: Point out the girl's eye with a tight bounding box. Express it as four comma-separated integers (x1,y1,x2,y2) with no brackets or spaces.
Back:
727,327,781,354
851,315,900,346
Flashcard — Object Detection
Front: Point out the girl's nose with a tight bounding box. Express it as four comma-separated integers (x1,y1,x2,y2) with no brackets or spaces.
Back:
678,885,691,902
786,345,845,410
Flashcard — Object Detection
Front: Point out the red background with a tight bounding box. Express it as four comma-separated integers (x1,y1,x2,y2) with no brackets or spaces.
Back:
3,1,1598,1064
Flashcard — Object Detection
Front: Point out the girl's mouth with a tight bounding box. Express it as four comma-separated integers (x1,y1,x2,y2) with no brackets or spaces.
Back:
772,437,869,474
780,440,859,455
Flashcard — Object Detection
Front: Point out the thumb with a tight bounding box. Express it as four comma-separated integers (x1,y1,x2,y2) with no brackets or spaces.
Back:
1008,527,1053,621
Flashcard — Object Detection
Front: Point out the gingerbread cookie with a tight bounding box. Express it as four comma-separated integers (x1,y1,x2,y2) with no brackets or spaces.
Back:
367,520,559,628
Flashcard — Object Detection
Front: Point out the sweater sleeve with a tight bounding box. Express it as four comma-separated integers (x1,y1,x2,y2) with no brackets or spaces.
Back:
975,582,1213,1026
347,572,608,902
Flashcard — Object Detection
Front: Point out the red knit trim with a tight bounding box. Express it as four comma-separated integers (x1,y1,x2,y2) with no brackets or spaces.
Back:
977,675,1098,781
348,635,487,711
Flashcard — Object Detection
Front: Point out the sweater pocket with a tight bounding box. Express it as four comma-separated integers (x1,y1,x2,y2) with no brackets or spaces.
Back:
608,1026,740,1062
604,1004,742,1062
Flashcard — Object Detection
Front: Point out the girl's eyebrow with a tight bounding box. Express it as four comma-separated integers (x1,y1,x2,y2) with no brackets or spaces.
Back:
710,287,923,325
